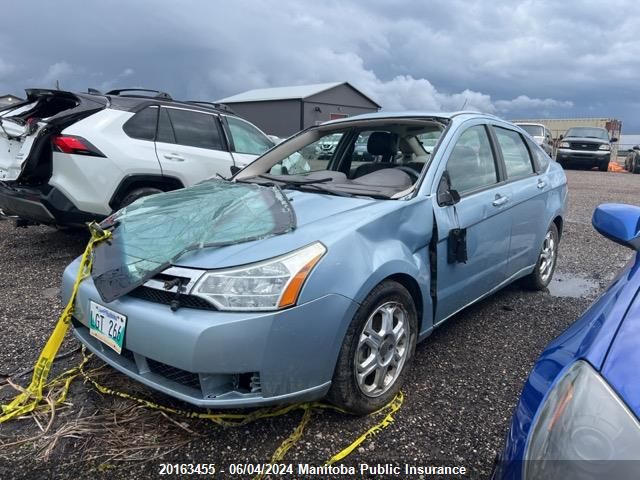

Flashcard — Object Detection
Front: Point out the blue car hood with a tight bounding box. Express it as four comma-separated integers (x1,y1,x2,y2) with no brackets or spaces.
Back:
173,190,385,269
601,281,640,418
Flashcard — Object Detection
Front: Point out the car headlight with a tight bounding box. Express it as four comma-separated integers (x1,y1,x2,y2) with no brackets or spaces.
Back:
558,141,570,148
524,360,640,479
192,242,326,311
599,144,611,150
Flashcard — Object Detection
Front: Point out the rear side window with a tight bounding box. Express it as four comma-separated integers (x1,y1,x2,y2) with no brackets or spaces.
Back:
446,125,497,194
494,127,535,179
164,108,224,150
122,107,158,141
226,116,273,155
526,137,550,171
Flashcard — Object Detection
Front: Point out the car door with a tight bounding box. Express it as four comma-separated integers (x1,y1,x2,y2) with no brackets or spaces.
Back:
222,116,275,168
155,107,234,186
433,122,512,324
491,125,550,279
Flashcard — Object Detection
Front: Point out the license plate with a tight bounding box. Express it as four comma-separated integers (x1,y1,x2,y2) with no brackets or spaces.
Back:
89,301,127,354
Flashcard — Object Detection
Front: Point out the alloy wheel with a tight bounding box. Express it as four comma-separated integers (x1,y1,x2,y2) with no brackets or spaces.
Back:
539,230,557,283
354,301,410,398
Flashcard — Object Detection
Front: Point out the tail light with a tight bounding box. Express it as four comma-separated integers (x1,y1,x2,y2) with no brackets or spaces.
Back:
52,135,105,157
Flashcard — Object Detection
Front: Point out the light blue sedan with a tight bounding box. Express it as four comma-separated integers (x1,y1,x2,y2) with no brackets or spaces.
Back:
62,111,567,414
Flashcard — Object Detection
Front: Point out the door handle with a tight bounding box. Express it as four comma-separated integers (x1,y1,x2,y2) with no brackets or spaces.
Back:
537,180,546,189
492,194,509,207
163,153,185,161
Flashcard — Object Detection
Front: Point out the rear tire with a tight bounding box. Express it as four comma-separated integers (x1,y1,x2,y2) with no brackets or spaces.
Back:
327,280,417,415
118,187,163,209
521,223,559,290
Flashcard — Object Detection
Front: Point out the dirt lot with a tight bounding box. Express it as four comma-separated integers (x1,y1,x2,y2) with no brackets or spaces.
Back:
0,170,637,479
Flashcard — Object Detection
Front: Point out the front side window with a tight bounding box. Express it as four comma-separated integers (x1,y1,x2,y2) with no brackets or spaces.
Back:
164,108,223,150
122,107,158,141
494,127,534,179
226,116,274,155
446,125,497,194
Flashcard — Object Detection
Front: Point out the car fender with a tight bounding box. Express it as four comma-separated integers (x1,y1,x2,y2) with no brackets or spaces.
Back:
297,198,434,339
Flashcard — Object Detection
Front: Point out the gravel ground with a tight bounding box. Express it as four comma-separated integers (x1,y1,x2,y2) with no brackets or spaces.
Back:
0,169,637,480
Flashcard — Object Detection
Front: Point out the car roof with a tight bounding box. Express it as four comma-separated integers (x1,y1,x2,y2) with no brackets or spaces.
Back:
80,92,237,116
321,110,502,126
515,122,546,128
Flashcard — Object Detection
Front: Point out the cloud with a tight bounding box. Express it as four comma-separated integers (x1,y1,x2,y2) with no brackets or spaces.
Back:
0,1,638,127
38,62,73,87
495,95,574,112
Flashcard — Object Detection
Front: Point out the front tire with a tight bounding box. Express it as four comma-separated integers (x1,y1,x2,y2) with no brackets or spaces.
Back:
522,223,559,290
598,160,610,172
327,281,417,415
118,187,163,209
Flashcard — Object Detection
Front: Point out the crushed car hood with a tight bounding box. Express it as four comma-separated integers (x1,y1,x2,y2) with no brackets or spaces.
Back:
171,188,382,270
91,180,296,302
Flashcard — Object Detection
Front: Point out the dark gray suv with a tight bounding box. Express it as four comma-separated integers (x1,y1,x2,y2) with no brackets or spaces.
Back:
556,127,617,171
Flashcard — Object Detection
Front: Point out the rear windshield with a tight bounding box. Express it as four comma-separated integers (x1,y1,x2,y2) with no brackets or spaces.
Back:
518,125,544,137
565,127,609,140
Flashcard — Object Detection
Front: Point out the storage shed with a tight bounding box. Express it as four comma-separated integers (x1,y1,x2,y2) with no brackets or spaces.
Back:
217,82,381,137
0,94,23,107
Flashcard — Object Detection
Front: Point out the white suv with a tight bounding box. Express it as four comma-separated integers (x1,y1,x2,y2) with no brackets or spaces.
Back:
0,88,274,226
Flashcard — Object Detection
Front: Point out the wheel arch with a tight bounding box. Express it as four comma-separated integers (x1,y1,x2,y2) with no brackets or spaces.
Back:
109,174,184,210
384,273,425,333
553,215,564,239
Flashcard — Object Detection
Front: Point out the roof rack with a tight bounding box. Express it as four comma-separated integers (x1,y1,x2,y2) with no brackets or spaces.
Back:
105,88,172,100
185,100,236,114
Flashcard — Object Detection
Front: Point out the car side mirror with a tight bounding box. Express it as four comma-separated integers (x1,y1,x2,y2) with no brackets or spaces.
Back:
437,172,461,206
229,165,241,176
559,135,564,140
592,203,640,250
610,137,618,143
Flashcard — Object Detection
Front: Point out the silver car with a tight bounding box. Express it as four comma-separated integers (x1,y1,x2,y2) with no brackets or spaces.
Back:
515,123,554,157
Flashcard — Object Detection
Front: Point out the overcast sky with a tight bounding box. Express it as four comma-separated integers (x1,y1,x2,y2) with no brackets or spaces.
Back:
2,1,640,130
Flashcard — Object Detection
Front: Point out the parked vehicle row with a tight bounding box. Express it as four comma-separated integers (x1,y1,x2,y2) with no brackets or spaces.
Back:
0,88,275,226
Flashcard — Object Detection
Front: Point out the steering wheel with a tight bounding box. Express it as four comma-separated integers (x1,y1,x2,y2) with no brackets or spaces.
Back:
393,166,420,182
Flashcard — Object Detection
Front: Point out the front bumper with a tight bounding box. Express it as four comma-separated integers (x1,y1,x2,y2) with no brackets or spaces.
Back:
0,181,101,226
556,149,610,166
62,259,359,408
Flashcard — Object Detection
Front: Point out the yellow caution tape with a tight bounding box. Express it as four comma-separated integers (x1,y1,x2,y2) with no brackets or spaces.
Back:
325,391,404,465
0,222,111,423
2,221,404,469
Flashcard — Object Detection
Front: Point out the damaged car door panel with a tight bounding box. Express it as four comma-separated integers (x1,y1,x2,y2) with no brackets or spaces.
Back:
60,111,567,414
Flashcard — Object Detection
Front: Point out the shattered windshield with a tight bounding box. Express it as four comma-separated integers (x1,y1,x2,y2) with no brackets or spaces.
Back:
239,121,444,199
91,180,296,302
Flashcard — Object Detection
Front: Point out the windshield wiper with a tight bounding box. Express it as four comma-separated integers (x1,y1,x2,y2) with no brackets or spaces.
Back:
257,174,333,185
254,175,354,197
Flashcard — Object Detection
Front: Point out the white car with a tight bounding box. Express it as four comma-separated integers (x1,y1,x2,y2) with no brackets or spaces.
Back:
514,123,554,157
0,88,275,226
